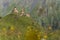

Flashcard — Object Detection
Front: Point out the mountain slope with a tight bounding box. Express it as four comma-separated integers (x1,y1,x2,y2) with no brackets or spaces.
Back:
0,14,41,32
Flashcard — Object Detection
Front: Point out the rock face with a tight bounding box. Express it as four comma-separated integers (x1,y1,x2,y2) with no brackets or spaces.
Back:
20,8,30,17
26,14,30,17
20,8,25,16
13,7,19,14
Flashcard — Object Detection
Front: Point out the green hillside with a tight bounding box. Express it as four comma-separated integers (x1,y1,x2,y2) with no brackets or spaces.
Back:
0,14,60,40
0,14,42,40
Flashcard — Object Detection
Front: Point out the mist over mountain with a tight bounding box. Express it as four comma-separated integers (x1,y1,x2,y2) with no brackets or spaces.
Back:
0,0,34,17
0,0,60,17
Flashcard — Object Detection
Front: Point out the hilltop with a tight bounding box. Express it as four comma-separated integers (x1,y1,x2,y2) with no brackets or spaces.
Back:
0,13,41,32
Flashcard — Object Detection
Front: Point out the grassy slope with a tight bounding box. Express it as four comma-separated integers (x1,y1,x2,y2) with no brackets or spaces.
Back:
0,13,44,40
0,14,41,33
0,14,60,40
